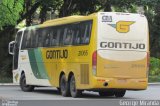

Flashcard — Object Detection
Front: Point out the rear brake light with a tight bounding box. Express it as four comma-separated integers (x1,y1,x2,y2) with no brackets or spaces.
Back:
92,51,97,75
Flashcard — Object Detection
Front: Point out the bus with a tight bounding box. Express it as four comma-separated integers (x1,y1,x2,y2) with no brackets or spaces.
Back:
8,12,149,98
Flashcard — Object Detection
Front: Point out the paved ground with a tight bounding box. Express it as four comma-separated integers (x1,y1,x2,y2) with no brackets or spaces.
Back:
0,85,160,106
0,85,160,100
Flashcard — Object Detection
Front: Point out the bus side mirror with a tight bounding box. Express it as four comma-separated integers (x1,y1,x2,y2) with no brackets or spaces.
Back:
8,41,15,55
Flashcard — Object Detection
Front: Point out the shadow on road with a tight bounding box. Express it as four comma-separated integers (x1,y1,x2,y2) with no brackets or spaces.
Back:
33,89,60,96
32,88,133,99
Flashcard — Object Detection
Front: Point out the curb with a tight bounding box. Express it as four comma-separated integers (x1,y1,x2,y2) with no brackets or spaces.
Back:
0,83,19,86
148,83,160,85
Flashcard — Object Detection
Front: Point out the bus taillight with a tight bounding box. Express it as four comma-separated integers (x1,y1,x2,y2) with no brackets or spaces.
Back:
92,51,97,76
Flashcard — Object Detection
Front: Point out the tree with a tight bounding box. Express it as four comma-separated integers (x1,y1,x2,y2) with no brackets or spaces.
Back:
0,0,24,30
148,1,160,57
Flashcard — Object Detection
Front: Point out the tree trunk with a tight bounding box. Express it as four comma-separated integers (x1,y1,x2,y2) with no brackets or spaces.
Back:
17,1,41,25
26,0,32,26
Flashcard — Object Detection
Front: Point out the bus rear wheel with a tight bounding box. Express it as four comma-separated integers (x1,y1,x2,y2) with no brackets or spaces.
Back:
20,74,34,92
69,75,82,98
114,90,126,98
60,74,70,97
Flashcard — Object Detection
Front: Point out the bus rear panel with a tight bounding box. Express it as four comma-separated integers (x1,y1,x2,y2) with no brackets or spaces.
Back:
92,12,149,90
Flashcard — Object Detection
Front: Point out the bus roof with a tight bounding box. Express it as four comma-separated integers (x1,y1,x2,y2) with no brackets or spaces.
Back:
24,12,143,30
39,13,97,28
43,15,85,24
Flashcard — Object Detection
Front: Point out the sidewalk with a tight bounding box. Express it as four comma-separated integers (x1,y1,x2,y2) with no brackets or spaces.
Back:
0,83,19,85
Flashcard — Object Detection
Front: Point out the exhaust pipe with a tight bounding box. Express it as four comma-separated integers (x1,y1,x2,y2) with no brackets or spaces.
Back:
103,82,108,87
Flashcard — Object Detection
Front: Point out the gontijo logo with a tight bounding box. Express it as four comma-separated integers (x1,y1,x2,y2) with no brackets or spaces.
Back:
108,21,135,33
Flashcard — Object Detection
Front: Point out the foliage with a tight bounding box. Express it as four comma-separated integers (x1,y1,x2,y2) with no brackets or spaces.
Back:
149,57,160,76
149,57,160,82
137,0,160,57
0,0,24,29
0,26,15,83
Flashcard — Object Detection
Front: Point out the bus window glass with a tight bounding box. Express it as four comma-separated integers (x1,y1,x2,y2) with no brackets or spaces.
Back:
50,28,58,46
63,25,74,45
26,31,31,48
73,23,80,45
13,31,22,69
30,29,37,48
63,27,68,45
35,30,39,48
43,28,50,47
80,21,92,45
21,30,27,49
37,29,45,47
58,27,64,46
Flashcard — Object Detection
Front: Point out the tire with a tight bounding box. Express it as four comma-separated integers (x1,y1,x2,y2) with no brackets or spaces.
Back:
114,90,126,98
20,74,34,92
57,87,61,93
60,74,70,97
99,91,114,97
69,75,82,98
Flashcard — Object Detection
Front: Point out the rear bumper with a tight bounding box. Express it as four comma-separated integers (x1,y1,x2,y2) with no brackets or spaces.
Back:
90,76,148,90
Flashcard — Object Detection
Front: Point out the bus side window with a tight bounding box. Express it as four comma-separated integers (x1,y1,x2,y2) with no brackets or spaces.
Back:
63,25,74,45
21,30,27,49
80,21,92,45
43,28,50,47
86,22,92,44
50,27,58,46
84,24,89,44
63,27,68,45
45,33,50,47
30,29,37,48
73,24,80,45
35,30,39,48
58,26,65,46
55,28,62,46
37,30,43,47
26,31,31,48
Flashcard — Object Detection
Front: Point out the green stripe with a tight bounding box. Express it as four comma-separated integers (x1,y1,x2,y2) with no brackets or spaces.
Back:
28,49,41,79
28,48,48,79
34,48,48,79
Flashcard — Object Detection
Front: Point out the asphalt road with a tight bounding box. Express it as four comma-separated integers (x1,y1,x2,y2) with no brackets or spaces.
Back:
0,84,160,100
0,85,160,106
